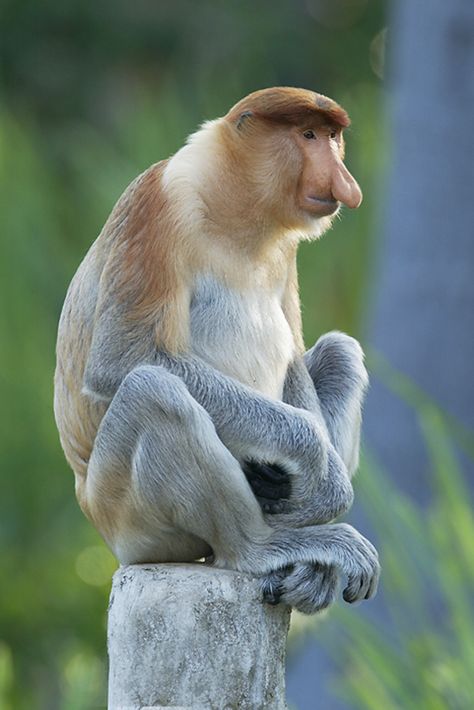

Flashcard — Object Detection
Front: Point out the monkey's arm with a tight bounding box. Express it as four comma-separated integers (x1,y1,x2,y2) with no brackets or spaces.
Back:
302,332,368,477
280,251,367,475
282,356,327,417
250,334,368,512
247,353,355,513
243,356,328,511
280,334,368,475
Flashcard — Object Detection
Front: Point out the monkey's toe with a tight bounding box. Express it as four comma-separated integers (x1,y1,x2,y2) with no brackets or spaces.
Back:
279,563,340,615
261,566,293,606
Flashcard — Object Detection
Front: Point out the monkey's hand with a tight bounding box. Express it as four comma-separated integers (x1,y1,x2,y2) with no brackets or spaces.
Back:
242,460,292,513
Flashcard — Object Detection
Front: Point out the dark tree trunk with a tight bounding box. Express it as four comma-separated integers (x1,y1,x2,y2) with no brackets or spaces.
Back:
364,0,474,495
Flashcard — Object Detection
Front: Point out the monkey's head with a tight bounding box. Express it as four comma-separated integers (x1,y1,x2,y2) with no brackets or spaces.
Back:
221,87,362,235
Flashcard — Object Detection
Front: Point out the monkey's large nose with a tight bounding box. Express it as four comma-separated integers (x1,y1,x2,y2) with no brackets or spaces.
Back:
332,161,363,209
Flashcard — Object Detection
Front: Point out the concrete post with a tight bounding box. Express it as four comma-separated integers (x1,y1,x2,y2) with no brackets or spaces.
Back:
107,564,291,710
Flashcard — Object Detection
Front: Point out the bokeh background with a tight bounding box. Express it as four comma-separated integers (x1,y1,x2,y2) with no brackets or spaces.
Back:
1,1,473,708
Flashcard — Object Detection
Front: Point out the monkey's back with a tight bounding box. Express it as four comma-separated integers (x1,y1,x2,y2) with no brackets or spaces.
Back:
54,241,108,502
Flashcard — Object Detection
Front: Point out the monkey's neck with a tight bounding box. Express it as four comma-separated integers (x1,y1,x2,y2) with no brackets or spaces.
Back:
162,118,329,261
163,121,294,255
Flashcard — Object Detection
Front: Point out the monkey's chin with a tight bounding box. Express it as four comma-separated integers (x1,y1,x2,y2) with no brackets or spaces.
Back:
298,212,336,241
302,196,340,217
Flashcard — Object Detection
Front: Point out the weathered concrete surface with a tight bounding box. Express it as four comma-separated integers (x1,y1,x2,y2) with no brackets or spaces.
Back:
108,564,291,710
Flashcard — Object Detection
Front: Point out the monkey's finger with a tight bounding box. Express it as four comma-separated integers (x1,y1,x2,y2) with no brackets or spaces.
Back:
279,563,340,614
258,497,292,514
342,583,358,604
261,566,292,605
365,567,380,600
243,460,291,485
255,461,289,483
248,478,291,500
343,570,372,604
242,461,292,500
342,574,365,604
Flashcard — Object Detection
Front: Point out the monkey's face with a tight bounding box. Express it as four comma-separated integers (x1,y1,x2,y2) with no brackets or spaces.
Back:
247,122,362,232
293,124,362,219
225,87,362,234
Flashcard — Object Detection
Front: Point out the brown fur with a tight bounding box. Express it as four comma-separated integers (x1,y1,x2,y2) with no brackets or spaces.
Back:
226,86,350,129
96,161,191,353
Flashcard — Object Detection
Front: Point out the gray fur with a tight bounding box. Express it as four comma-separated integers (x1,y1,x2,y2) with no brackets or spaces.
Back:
85,334,378,613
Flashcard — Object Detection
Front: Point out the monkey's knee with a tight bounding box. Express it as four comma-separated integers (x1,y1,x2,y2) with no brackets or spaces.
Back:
306,330,366,370
88,364,212,504
120,365,192,413
305,331,368,395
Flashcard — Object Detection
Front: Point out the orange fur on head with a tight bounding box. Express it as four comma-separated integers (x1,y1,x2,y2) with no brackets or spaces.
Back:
226,87,350,130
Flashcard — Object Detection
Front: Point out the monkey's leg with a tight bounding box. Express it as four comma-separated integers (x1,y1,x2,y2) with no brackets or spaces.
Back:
85,366,379,608
305,331,368,477
85,365,272,568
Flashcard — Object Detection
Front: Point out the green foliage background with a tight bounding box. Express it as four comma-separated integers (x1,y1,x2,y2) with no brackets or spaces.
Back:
1,2,473,709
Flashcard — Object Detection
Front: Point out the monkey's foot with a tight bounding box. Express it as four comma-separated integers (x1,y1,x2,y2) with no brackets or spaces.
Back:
261,563,340,615
242,460,291,513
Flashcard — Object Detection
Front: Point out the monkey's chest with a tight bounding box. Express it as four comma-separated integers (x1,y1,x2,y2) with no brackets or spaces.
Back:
190,276,295,398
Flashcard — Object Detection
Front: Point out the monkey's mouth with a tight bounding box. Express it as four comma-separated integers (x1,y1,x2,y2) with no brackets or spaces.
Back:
303,196,340,216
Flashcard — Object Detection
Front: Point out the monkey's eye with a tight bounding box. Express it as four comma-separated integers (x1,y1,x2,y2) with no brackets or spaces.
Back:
303,129,316,140
329,129,338,139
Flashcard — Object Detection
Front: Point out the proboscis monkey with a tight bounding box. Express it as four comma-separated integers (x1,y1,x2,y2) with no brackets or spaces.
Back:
54,87,379,613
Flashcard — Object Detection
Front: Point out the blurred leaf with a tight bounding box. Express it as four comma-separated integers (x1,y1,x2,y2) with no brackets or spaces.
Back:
0,642,14,710
295,400,474,710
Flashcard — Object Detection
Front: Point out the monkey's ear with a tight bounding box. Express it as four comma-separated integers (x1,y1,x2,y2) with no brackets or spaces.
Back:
236,110,253,130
